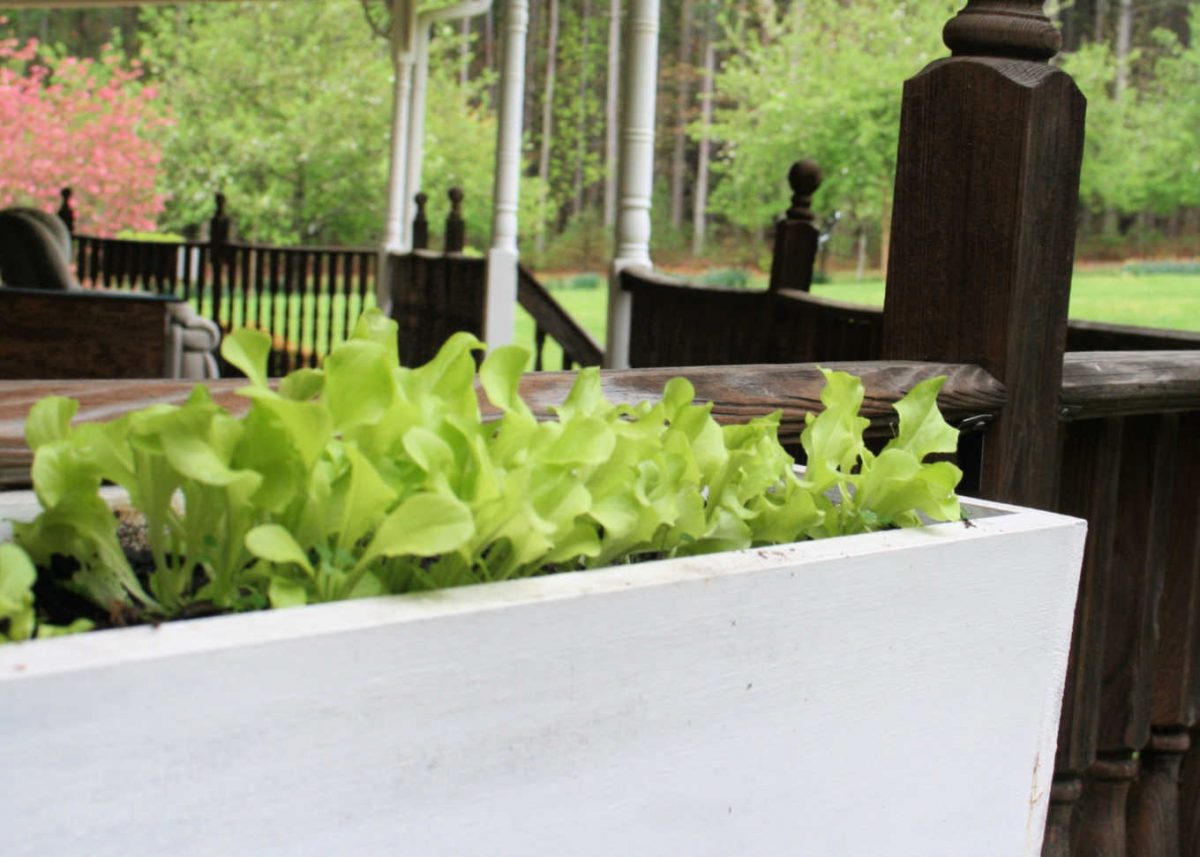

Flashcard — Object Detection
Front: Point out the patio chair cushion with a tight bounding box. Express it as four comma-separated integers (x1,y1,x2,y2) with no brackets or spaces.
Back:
0,208,80,291
167,302,222,380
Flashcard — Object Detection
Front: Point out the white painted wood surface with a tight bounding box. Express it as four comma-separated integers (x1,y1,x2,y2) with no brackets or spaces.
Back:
0,498,1085,857
606,0,661,368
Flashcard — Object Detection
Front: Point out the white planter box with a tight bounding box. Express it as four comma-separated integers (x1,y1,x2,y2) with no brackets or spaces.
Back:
0,492,1085,857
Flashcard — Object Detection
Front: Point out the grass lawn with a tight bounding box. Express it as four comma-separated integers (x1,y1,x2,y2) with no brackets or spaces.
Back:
515,268,1200,366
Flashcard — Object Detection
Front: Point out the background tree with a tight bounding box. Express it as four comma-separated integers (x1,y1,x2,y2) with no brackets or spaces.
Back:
0,26,167,235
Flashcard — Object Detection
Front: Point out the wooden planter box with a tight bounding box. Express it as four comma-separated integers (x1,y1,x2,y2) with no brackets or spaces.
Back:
0,492,1085,857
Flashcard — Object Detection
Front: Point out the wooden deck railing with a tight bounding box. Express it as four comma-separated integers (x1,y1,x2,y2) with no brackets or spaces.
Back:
517,264,604,369
74,231,377,375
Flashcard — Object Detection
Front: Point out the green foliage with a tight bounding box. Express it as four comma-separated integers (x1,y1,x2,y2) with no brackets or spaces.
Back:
5,312,962,636
1062,11,1200,219
708,1,959,233
139,0,395,245
1124,260,1200,276
699,268,750,289
566,272,603,290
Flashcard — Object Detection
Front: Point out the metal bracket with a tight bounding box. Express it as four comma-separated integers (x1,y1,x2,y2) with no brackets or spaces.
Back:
957,414,994,433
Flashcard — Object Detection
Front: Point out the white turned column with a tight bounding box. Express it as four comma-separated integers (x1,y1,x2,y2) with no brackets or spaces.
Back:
485,0,529,348
605,0,660,369
403,30,430,231
383,0,419,255
405,0,492,229
379,1,418,312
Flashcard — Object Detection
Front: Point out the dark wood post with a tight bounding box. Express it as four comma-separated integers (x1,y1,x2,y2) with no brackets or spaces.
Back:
209,192,231,330
881,0,1086,510
445,187,466,254
57,187,75,235
413,192,429,251
209,192,231,249
767,160,821,294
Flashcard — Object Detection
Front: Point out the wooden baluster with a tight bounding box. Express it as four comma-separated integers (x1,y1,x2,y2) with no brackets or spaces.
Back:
1128,729,1190,857
268,249,282,376
881,0,1084,510
134,239,148,291
413,192,429,251
253,247,266,332
356,251,370,323
534,326,547,371
1076,415,1180,857
1132,413,1200,857
323,251,337,360
56,187,75,236
1181,729,1200,855
238,244,252,328
210,193,230,332
280,252,295,374
301,252,314,367
195,244,209,319
767,160,821,294
78,237,92,288
340,253,353,347
1077,755,1141,857
445,187,466,254
1049,419,1125,856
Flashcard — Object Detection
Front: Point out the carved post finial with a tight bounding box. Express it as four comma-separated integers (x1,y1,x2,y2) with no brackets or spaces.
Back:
445,187,466,254
57,186,75,235
943,0,1061,62
767,159,824,295
786,160,823,224
412,192,429,251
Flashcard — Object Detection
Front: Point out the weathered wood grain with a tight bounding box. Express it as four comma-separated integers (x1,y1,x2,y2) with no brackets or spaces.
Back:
1100,416,1178,753
881,46,1085,509
1061,352,1200,419
1055,419,1124,775
1127,728,1190,857
389,250,487,368
0,289,176,381
1151,413,1200,729
1075,754,1140,857
0,361,1005,487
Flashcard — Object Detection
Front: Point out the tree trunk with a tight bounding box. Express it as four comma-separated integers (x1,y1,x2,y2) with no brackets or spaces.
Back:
1115,0,1133,101
670,0,695,231
1094,0,1108,44
691,27,715,257
1103,0,1133,236
603,0,621,228
535,0,560,256
854,224,867,282
524,0,541,155
459,18,471,87
484,5,497,106
573,0,593,217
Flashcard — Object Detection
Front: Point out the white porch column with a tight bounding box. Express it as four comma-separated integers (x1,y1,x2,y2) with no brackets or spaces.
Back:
605,0,660,368
484,0,529,348
383,1,419,254
380,1,418,311
404,0,493,230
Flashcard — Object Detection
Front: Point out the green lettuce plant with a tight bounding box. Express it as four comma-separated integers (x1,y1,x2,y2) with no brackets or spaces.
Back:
0,310,962,639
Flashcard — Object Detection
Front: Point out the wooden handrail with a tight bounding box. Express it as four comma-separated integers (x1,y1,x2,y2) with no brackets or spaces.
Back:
0,361,1001,487
1061,351,1200,419
517,265,605,367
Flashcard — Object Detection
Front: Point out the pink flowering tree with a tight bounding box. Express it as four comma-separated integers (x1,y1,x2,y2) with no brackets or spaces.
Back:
0,27,169,236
